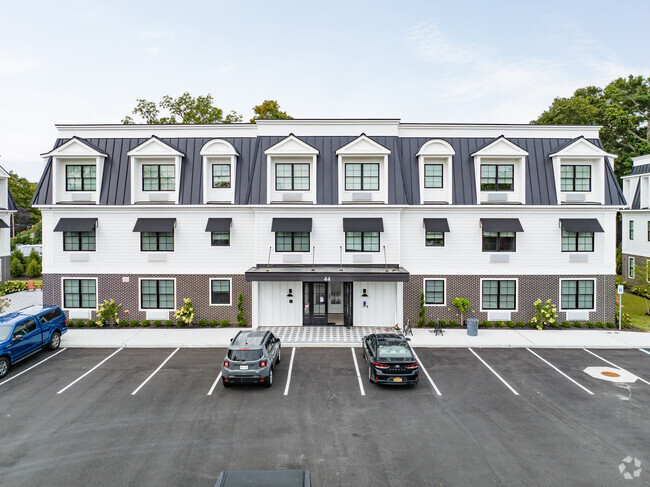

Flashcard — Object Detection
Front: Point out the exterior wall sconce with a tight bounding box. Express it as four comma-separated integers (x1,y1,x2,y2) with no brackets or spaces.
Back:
287,288,293,297
361,289,368,297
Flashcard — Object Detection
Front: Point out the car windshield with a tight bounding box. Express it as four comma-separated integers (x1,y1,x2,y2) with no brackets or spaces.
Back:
228,349,263,361
0,326,11,342
377,342,413,360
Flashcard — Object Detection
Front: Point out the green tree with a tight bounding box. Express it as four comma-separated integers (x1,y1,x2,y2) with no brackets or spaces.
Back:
8,171,40,232
533,75,650,181
26,259,41,278
122,92,243,124
250,100,293,123
236,292,246,327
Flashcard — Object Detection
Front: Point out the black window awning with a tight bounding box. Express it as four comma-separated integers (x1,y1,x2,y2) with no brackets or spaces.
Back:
480,218,524,232
133,218,176,232
0,220,9,229
53,218,97,232
205,218,232,232
271,218,312,232
423,218,450,232
560,218,604,233
343,218,384,232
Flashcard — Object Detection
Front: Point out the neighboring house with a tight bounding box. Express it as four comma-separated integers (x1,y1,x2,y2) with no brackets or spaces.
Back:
621,154,650,284
32,120,624,326
0,165,18,283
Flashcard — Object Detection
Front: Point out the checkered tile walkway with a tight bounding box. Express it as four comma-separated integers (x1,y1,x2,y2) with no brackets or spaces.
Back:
258,326,394,344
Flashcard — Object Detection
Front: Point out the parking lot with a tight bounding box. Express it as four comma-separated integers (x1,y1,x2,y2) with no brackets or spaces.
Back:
0,346,648,486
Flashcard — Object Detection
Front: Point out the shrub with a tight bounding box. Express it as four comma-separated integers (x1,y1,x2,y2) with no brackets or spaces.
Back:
531,299,558,330
141,320,150,327
631,286,650,298
452,297,471,325
86,319,96,327
97,299,121,327
219,320,230,327
562,321,571,328
152,320,162,327
237,292,247,327
208,320,218,327
615,275,626,287
438,320,447,328
595,322,605,328
526,321,536,328
174,298,194,325
515,321,525,328
606,322,616,328
26,259,42,278
165,320,174,327
585,322,595,328
481,321,491,328
616,312,632,328
573,321,584,328
129,320,140,327
550,321,559,328
448,320,458,327
493,321,504,328
417,290,426,327
75,319,85,327
10,258,25,278
426,320,436,327
118,320,128,328
505,321,514,328
198,320,208,327
11,249,26,265
1,280,27,295
27,249,42,265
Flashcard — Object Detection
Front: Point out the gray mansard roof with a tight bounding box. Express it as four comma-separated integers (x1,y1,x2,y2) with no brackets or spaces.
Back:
32,135,625,206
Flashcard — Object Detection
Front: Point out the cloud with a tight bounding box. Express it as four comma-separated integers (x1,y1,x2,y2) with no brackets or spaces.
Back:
0,55,35,75
217,65,235,73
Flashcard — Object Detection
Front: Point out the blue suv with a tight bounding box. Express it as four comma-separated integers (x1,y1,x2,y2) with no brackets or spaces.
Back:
0,306,68,379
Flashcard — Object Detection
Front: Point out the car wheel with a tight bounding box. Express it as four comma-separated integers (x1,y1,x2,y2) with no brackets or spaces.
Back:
277,347,281,364
222,377,233,388
48,331,61,351
263,368,273,388
0,357,9,379
368,366,374,383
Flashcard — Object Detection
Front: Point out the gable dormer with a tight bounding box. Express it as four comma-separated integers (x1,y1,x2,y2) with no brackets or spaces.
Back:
472,136,528,204
265,135,319,204
41,137,107,204
201,139,238,204
127,136,184,204
550,137,617,205
336,134,390,204
417,139,455,204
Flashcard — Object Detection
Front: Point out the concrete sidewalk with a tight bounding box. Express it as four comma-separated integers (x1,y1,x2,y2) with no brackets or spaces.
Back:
60,327,650,349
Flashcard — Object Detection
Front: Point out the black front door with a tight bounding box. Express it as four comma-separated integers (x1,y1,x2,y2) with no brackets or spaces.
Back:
343,282,353,327
303,282,328,326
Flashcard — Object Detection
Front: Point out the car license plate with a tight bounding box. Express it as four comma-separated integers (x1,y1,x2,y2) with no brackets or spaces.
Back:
240,365,248,370
393,377,402,383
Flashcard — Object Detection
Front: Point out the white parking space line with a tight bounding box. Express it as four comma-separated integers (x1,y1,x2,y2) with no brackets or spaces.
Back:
469,348,519,396
640,348,650,356
283,347,296,396
351,347,366,396
57,348,123,395
131,348,180,396
0,348,67,387
410,349,442,396
526,348,594,395
207,372,222,396
583,348,650,385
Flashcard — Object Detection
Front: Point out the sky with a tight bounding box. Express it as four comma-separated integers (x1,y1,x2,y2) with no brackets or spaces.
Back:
0,0,648,182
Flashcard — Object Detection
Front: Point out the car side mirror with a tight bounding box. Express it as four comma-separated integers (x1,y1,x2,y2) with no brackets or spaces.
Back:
406,337,411,341
230,338,233,342
12,335,23,342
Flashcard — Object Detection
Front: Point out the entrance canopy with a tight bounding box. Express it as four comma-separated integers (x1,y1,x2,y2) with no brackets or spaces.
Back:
245,265,409,282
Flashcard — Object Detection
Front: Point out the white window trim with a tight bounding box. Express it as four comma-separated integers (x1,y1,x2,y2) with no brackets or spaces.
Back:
479,278,519,313
336,134,390,204
423,227,445,248
417,139,454,204
128,137,184,204
209,277,233,306
423,278,446,307
201,139,238,204
558,278,597,312
265,135,319,204
629,257,635,279
472,137,528,204
138,277,177,312
61,277,99,311
61,227,98,253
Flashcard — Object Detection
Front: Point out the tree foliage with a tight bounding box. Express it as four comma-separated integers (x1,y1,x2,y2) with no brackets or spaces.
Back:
8,171,40,231
533,75,650,180
122,92,243,124
250,100,293,123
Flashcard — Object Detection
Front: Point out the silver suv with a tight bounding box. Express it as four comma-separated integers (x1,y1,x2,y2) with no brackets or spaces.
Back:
222,330,281,388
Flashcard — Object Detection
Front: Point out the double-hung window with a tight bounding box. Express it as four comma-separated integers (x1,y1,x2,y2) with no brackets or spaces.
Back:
480,164,513,191
482,231,515,252
561,230,594,252
64,230,96,251
141,231,174,251
424,280,444,305
561,280,594,309
143,164,175,191
425,232,444,247
141,279,174,309
210,279,231,305
63,279,96,308
424,164,443,188
275,232,310,252
630,221,635,240
66,165,96,191
482,280,516,310
629,257,636,279
211,231,230,246
345,232,379,252
275,163,309,191
561,165,591,192
212,164,231,188
345,163,379,191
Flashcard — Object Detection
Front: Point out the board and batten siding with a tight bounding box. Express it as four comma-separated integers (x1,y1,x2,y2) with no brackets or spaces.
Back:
621,211,650,259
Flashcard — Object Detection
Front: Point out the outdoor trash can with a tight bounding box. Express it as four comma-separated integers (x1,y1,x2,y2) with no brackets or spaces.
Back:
466,318,478,336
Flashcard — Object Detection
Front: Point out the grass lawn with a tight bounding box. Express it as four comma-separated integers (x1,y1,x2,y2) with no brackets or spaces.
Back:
622,292,650,332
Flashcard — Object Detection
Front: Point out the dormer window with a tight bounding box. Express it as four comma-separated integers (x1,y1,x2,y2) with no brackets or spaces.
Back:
265,135,319,204
212,164,231,188
143,164,175,191
417,139,454,204
276,163,310,191
66,165,96,191
472,136,527,204
337,135,390,204
560,165,591,192
201,139,238,203
128,136,184,204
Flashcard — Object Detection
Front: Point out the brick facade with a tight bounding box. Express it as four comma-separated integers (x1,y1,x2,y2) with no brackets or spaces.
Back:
621,253,648,287
43,273,252,324
404,274,615,324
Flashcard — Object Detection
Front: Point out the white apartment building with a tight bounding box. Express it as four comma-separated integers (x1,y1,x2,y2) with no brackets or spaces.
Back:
621,154,650,283
33,120,624,326
0,166,17,282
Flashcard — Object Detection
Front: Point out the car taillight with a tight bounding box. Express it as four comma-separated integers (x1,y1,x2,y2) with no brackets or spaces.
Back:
406,363,419,369
224,360,230,367
64,318,68,326
260,360,267,367
373,362,389,369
